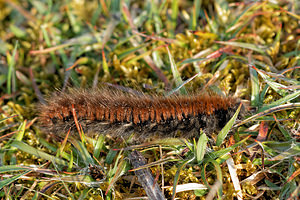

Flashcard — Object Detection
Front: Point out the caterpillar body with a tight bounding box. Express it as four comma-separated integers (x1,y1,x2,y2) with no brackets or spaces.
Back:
38,88,242,140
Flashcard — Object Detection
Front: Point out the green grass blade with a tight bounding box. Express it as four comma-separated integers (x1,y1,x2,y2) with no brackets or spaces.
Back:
167,73,199,96
210,136,251,160
32,191,38,200
41,25,59,67
105,149,118,165
71,139,94,165
93,134,105,159
238,103,300,127
259,141,292,153
204,10,218,34
201,159,223,199
258,90,300,112
0,115,18,124
37,137,71,161
68,150,74,172
166,46,187,95
254,66,289,96
225,3,258,37
276,121,292,140
66,5,82,33
9,24,26,38
259,84,269,107
169,0,178,37
216,104,242,146
15,120,26,141
117,44,148,59
171,158,194,200
0,170,31,190
249,65,260,107
9,121,26,152
11,141,68,166
180,57,206,65
196,132,208,163
106,159,128,195
151,1,163,33
191,0,202,30
268,143,300,161
7,41,18,94
0,165,29,173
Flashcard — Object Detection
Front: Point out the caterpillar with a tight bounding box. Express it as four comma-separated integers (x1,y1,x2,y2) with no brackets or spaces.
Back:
38,88,243,140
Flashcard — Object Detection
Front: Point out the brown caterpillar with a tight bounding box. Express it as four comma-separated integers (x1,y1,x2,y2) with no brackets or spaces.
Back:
38,88,243,140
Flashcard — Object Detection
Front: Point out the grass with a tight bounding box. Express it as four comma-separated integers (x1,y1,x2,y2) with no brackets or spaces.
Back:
0,0,299,199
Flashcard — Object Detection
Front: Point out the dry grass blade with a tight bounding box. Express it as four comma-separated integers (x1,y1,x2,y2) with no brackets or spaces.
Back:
226,156,242,200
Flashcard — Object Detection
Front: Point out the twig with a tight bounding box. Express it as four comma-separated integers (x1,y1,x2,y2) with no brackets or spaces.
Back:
129,151,166,200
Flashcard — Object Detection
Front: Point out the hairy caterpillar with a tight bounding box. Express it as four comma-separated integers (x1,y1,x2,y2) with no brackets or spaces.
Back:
38,88,243,140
